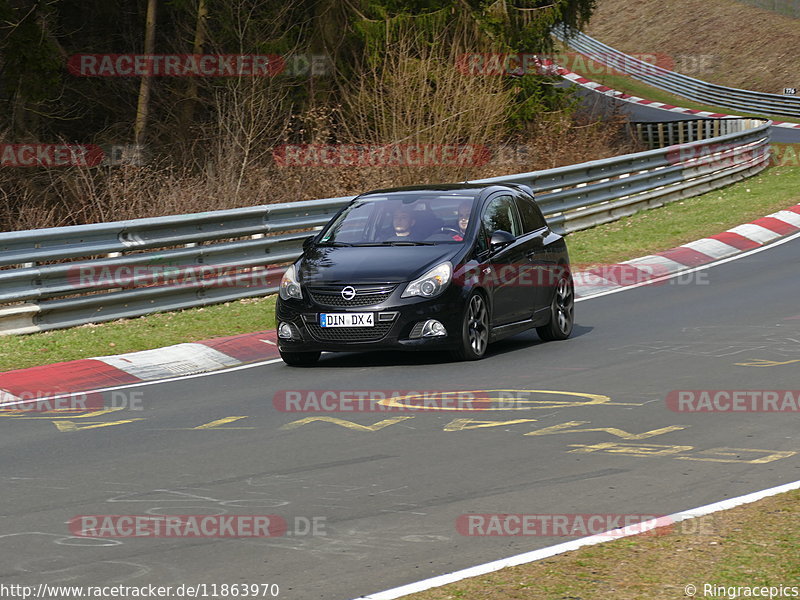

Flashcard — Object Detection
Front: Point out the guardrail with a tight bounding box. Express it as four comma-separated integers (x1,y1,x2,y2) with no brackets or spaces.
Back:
554,28,800,119
0,118,771,335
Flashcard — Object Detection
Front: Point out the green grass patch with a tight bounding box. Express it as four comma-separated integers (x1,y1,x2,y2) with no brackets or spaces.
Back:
567,165,800,265
407,489,800,600
1,165,798,371
0,296,276,372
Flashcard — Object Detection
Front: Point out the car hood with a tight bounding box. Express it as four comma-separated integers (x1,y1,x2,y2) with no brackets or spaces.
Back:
298,244,461,285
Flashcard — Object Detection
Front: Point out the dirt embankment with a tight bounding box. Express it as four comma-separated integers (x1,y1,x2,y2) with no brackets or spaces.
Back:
585,0,800,94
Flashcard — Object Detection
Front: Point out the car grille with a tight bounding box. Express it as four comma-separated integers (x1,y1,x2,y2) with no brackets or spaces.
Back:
308,284,396,308
306,321,394,342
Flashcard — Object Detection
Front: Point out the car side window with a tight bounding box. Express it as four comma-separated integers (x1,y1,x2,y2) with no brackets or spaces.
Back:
515,195,547,233
481,195,522,238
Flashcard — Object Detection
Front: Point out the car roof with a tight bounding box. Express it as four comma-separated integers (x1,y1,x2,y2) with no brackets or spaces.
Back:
359,182,532,198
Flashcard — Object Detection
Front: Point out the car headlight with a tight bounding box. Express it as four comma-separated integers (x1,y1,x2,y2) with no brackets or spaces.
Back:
402,261,452,299
279,264,302,300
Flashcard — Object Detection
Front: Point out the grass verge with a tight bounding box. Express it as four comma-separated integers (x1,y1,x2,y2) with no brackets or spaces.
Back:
567,165,800,264
1,164,799,372
0,297,275,372
406,489,800,600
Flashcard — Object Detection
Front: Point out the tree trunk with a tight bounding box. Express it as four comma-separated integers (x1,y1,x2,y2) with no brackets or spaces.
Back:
180,0,207,133
134,0,157,147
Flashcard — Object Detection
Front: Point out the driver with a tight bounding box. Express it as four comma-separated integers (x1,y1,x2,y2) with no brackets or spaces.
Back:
449,201,472,241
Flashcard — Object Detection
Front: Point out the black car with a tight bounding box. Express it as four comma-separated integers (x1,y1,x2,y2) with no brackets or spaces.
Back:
276,183,573,366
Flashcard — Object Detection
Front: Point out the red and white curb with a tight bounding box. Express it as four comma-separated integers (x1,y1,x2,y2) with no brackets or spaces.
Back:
574,203,800,298
1,203,799,400
559,69,800,130
0,330,279,404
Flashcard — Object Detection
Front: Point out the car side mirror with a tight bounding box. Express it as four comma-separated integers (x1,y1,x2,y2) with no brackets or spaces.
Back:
302,235,316,251
489,230,515,249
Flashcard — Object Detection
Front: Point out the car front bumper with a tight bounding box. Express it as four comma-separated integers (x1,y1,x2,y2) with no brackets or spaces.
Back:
275,286,466,354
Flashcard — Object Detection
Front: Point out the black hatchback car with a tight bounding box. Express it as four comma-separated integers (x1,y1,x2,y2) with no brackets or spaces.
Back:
276,183,573,365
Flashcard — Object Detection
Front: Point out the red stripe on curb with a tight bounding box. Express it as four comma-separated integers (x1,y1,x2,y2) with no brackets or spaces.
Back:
198,330,280,363
0,359,140,398
656,247,714,267
707,232,762,251
751,217,799,235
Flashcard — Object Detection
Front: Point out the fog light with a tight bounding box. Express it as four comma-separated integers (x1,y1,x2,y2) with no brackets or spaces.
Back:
410,319,447,339
422,319,447,337
278,322,295,339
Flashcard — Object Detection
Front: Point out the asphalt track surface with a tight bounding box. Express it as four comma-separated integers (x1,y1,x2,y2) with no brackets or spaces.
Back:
2,231,800,599
570,84,800,143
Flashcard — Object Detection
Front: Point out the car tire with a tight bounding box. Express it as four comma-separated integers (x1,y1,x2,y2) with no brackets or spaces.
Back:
536,269,574,341
280,350,321,367
452,291,490,361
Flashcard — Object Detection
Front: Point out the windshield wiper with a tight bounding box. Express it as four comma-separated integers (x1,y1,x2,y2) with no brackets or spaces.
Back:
317,241,354,247
375,241,437,246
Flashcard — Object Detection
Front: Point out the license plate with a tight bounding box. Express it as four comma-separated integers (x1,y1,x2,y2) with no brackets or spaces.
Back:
320,313,374,327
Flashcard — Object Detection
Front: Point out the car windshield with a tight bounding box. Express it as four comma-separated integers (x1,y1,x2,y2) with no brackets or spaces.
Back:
319,192,477,245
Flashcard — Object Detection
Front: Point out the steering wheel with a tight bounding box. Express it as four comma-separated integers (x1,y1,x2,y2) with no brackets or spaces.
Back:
439,227,462,236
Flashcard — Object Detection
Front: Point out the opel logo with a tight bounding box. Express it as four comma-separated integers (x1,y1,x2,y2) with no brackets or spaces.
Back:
341,286,356,300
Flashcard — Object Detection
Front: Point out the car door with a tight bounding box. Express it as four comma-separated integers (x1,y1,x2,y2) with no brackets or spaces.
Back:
513,192,564,316
479,193,529,325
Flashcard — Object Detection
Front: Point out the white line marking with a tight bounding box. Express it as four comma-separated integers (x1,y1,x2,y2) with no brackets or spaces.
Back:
354,478,800,600
576,229,800,302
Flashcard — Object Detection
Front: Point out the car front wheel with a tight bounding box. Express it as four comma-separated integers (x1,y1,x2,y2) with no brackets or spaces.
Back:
536,271,574,341
453,292,490,361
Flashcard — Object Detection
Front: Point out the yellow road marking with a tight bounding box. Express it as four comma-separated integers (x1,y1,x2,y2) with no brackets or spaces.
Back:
444,418,538,431
735,358,800,367
568,442,694,456
525,421,686,439
193,416,252,429
280,416,414,432
52,419,145,432
0,408,125,420
675,447,798,464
